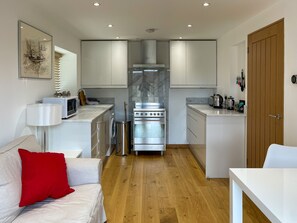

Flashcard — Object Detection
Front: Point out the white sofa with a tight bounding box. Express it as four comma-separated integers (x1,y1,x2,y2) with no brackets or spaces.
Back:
0,135,107,223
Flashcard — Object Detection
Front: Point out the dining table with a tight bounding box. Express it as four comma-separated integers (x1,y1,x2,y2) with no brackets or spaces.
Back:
229,168,297,223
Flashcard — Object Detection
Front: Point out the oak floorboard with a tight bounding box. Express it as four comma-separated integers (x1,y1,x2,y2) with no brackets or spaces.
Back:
102,147,270,223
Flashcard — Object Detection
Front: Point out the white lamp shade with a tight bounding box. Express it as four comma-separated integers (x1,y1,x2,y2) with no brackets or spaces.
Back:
27,103,62,126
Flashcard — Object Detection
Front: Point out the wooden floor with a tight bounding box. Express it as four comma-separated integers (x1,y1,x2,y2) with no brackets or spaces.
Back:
101,147,270,223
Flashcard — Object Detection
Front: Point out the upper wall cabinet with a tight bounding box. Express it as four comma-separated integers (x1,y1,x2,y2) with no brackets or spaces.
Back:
81,41,128,88
170,40,217,88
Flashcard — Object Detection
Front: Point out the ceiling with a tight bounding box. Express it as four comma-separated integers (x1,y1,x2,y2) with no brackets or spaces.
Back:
29,0,280,40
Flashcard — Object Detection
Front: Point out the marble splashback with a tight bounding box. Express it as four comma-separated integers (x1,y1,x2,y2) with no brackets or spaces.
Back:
186,97,209,104
128,68,170,112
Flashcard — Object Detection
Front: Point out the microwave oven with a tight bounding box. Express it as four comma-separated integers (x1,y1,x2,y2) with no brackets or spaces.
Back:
43,96,78,119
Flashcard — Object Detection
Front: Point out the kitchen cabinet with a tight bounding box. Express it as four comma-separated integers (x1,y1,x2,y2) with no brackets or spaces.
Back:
48,105,114,159
81,41,128,88
187,105,245,178
170,40,217,88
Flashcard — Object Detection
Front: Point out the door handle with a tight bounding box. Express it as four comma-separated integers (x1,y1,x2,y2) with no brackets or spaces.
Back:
268,114,282,120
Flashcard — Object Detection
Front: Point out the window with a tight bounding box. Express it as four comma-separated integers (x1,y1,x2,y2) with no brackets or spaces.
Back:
54,52,63,92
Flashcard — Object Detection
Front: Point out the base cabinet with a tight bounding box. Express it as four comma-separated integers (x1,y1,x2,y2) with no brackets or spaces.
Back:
48,110,111,159
187,106,245,178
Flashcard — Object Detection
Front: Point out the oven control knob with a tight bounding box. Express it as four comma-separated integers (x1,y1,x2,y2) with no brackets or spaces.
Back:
141,113,143,115
145,113,147,116
160,113,163,116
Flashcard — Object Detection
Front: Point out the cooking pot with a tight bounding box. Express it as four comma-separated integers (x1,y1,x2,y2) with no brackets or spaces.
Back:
213,94,223,108
226,96,235,110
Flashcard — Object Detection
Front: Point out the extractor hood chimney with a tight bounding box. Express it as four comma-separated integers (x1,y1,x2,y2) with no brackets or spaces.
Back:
133,40,165,68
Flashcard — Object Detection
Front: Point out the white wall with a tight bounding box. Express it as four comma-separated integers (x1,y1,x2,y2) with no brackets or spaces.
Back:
283,0,297,146
168,88,214,144
217,1,284,101
0,0,80,146
217,0,297,146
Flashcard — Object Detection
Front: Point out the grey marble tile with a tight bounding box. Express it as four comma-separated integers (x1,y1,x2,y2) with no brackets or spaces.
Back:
186,97,209,104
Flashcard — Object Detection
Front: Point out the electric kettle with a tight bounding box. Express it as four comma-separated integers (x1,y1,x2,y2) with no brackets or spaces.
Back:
213,94,223,108
226,96,235,110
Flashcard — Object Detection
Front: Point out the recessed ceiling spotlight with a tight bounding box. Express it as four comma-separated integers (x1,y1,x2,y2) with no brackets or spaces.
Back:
187,24,192,28
116,37,120,39
94,2,100,6
108,24,113,28
43,38,47,41
179,37,183,39
203,2,210,7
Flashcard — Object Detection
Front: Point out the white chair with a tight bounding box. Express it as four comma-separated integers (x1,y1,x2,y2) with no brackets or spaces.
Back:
263,144,297,168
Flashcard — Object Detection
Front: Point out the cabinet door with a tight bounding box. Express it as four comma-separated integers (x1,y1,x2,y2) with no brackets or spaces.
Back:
186,41,217,87
111,41,128,87
170,41,186,87
82,41,112,87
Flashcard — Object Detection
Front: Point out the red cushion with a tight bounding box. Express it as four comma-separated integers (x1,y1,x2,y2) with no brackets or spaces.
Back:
18,149,74,207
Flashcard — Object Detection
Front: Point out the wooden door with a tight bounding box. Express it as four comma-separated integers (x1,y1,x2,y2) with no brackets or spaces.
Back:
247,19,284,168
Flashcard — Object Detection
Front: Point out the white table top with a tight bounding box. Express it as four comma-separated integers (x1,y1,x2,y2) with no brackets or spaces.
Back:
229,168,297,223
188,104,246,117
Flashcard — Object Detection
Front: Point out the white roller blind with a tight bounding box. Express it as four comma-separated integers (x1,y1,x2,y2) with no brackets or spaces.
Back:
54,52,63,92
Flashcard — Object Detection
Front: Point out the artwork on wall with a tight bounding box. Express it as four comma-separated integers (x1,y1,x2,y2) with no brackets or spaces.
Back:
18,21,53,79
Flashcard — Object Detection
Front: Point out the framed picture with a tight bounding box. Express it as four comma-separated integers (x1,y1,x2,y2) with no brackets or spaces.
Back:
18,21,53,79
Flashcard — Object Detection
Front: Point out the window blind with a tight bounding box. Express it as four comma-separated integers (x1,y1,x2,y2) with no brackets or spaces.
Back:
54,52,63,92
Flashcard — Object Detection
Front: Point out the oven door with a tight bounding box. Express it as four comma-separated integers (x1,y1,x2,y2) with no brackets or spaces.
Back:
133,117,165,147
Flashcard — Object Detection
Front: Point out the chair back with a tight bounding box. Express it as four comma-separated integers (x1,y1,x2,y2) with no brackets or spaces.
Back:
263,144,297,168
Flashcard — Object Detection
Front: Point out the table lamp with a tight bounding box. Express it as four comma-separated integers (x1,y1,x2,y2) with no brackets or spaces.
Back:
26,103,62,152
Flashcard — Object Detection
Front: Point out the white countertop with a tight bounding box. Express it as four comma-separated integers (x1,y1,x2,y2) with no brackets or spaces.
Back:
63,104,114,122
188,104,246,117
230,168,297,223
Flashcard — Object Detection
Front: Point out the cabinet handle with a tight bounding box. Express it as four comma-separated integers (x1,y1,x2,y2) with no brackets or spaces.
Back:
268,114,282,120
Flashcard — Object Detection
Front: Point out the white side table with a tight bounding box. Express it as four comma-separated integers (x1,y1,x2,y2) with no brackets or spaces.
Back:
50,150,82,158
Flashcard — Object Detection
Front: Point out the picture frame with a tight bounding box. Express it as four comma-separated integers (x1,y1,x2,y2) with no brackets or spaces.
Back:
18,21,53,79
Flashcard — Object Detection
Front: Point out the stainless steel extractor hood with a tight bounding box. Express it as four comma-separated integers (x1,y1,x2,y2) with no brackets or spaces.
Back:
133,40,165,69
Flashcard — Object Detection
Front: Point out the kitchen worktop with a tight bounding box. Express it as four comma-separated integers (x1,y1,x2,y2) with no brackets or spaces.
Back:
187,104,246,117
63,104,114,122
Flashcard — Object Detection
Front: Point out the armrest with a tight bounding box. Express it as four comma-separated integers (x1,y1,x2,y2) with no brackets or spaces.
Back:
66,158,103,186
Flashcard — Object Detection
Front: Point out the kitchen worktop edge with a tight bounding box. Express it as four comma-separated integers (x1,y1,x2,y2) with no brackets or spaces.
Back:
62,104,114,122
187,104,246,117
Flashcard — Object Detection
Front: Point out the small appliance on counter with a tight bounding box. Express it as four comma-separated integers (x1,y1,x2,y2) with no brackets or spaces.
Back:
238,100,245,113
226,96,235,110
43,96,78,119
213,94,223,108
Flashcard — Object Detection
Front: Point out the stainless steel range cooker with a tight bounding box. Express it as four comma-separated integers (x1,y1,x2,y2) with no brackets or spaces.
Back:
133,102,166,155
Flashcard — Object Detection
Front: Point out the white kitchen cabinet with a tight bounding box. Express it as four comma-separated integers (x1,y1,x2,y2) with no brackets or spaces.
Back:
82,41,127,88
170,41,186,86
187,107,206,167
187,105,245,178
111,41,128,86
48,105,113,159
170,40,217,88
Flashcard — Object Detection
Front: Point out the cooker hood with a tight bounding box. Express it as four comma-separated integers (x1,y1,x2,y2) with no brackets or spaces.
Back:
133,40,165,69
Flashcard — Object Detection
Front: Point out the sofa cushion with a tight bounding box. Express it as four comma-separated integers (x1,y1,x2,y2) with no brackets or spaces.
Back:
0,135,41,223
13,184,106,223
18,149,75,207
